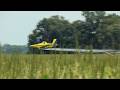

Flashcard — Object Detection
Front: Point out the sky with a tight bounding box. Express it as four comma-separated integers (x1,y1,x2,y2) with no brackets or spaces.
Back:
0,11,120,45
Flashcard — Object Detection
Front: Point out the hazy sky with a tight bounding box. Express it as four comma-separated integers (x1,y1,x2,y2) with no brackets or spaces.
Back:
0,11,120,45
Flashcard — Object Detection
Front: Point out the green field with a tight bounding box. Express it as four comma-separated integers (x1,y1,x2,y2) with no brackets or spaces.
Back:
0,53,120,79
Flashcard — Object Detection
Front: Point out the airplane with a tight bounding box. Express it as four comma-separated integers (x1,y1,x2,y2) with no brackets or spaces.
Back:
30,39,120,54
30,39,57,49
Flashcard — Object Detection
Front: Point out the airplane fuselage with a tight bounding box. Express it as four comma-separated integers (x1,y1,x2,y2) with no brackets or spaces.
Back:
30,39,57,49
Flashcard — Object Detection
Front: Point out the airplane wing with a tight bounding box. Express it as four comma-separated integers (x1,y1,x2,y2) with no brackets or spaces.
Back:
43,48,120,53
44,48,80,52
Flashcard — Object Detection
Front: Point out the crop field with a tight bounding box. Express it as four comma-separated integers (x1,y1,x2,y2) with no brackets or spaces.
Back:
0,52,120,79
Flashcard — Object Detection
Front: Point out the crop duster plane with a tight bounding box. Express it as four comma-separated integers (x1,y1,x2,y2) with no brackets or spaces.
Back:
30,39,57,49
30,39,120,54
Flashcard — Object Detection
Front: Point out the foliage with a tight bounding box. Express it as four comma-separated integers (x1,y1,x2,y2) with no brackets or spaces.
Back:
0,53,120,79
2,44,28,54
28,12,120,53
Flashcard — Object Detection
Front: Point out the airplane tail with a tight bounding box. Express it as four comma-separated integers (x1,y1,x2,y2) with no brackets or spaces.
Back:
52,39,57,46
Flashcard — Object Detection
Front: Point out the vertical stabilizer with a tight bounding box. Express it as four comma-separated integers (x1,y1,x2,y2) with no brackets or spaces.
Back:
52,39,57,46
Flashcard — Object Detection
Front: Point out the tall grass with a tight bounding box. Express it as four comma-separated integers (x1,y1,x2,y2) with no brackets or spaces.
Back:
0,52,120,79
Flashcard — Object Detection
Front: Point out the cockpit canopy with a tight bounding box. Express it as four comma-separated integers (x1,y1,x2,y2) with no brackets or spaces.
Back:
42,41,47,44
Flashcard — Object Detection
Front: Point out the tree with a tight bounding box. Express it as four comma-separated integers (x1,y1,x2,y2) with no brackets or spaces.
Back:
3,44,28,54
82,11,106,48
28,15,75,53
102,14,120,49
0,43,2,53
28,12,120,54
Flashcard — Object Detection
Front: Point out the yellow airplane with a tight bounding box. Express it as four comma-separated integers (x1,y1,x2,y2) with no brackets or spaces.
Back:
30,39,57,49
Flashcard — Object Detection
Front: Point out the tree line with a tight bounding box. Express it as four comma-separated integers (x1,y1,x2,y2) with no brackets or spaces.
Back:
0,44,28,54
28,11,120,53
